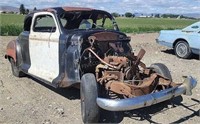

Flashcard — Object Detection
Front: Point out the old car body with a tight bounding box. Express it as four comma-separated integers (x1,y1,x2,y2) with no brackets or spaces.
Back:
156,21,200,59
5,7,197,123
5,7,119,87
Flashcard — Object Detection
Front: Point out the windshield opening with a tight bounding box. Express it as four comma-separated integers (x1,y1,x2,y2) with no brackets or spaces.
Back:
58,10,118,30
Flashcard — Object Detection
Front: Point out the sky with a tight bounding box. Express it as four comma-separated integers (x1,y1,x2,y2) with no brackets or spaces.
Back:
1,0,200,14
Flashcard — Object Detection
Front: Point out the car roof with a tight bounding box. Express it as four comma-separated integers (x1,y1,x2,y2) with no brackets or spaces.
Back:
42,6,96,12
25,6,99,18
59,7,94,11
33,6,95,13
24,6,112,24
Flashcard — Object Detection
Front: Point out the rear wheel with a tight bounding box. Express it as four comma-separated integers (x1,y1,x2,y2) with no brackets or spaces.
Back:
10,58,25,77
81,73,99,123
150,63,172,81
174,41,192,59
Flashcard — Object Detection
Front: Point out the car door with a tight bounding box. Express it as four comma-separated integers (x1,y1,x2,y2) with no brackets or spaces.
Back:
28,12,60,82
188,25,200,55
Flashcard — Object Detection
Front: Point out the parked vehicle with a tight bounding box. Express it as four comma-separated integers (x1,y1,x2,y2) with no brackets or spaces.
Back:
5,7,197,123
156,21,200,59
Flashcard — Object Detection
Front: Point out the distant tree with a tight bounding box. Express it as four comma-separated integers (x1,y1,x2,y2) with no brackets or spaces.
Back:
132,14,135,18
111,12,120,17
33,7,37,11
25,9,29,14
125,12,133,18
180,15,184,19
19,4,25,14
155,14,160,18
8,11,14,14
161,14,167,18
1,11,6,14
161,14,179,18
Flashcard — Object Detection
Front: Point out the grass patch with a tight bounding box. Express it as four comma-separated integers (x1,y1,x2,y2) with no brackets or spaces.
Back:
0,14,24,36
115,17,197,33
0,25,23,36
0,14,24,25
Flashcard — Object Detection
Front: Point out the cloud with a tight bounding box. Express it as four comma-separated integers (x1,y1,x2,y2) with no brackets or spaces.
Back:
78,0,114,3
117,0,200,13
0,0,59,9
1,0,200,14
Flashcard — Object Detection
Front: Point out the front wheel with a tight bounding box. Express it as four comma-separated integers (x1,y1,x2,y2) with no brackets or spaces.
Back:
174,41,192,59
81,73,99,123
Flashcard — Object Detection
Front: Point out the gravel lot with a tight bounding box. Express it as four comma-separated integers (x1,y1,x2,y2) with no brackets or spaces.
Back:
0,33,199,124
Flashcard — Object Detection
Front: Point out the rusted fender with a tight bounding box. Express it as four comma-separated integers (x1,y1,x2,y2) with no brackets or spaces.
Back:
5,40,16,62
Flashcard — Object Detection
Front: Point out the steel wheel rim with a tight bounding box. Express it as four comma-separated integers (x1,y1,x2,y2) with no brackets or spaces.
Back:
176,43,188,57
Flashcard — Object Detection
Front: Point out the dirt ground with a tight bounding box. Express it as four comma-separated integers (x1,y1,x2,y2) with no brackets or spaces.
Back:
0,33,199,124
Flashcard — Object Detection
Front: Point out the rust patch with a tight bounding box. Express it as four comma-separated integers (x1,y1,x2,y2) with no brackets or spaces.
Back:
105,81,133,98
91,47,175,98
91,32,119,41
134,48,146,66
103,56,128,66
104,71,124,81
91,32,131,42
82,33,176,99
6,40,16,62
59,72,70,87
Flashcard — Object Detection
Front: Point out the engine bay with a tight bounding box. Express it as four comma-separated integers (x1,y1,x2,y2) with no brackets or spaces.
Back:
80,32,177,99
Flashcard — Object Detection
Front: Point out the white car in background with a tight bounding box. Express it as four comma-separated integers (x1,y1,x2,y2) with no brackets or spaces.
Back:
156,21,200,59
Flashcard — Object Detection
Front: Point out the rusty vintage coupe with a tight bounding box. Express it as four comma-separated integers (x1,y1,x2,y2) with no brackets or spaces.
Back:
5,7,197,123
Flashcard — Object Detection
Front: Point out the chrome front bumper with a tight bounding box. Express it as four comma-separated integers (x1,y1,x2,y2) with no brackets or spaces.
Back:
97,76,197,111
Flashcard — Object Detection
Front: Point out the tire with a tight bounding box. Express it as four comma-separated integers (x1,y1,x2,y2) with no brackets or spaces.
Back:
81,73,99,123
150,63,172,81
10,58,25,77
174,41,192,59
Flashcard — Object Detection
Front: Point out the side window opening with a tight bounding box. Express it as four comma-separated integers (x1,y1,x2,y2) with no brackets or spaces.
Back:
79,19,93,29
60,18,67,27
191,26,199,29
33,15,56,32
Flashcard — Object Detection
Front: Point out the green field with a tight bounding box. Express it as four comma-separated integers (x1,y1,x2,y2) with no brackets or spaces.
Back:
0,14,24,25
0,14,198,36
0,14,24,35
116,17,198,33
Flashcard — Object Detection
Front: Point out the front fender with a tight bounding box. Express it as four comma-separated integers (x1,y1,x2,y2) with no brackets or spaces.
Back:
5,40,16,62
